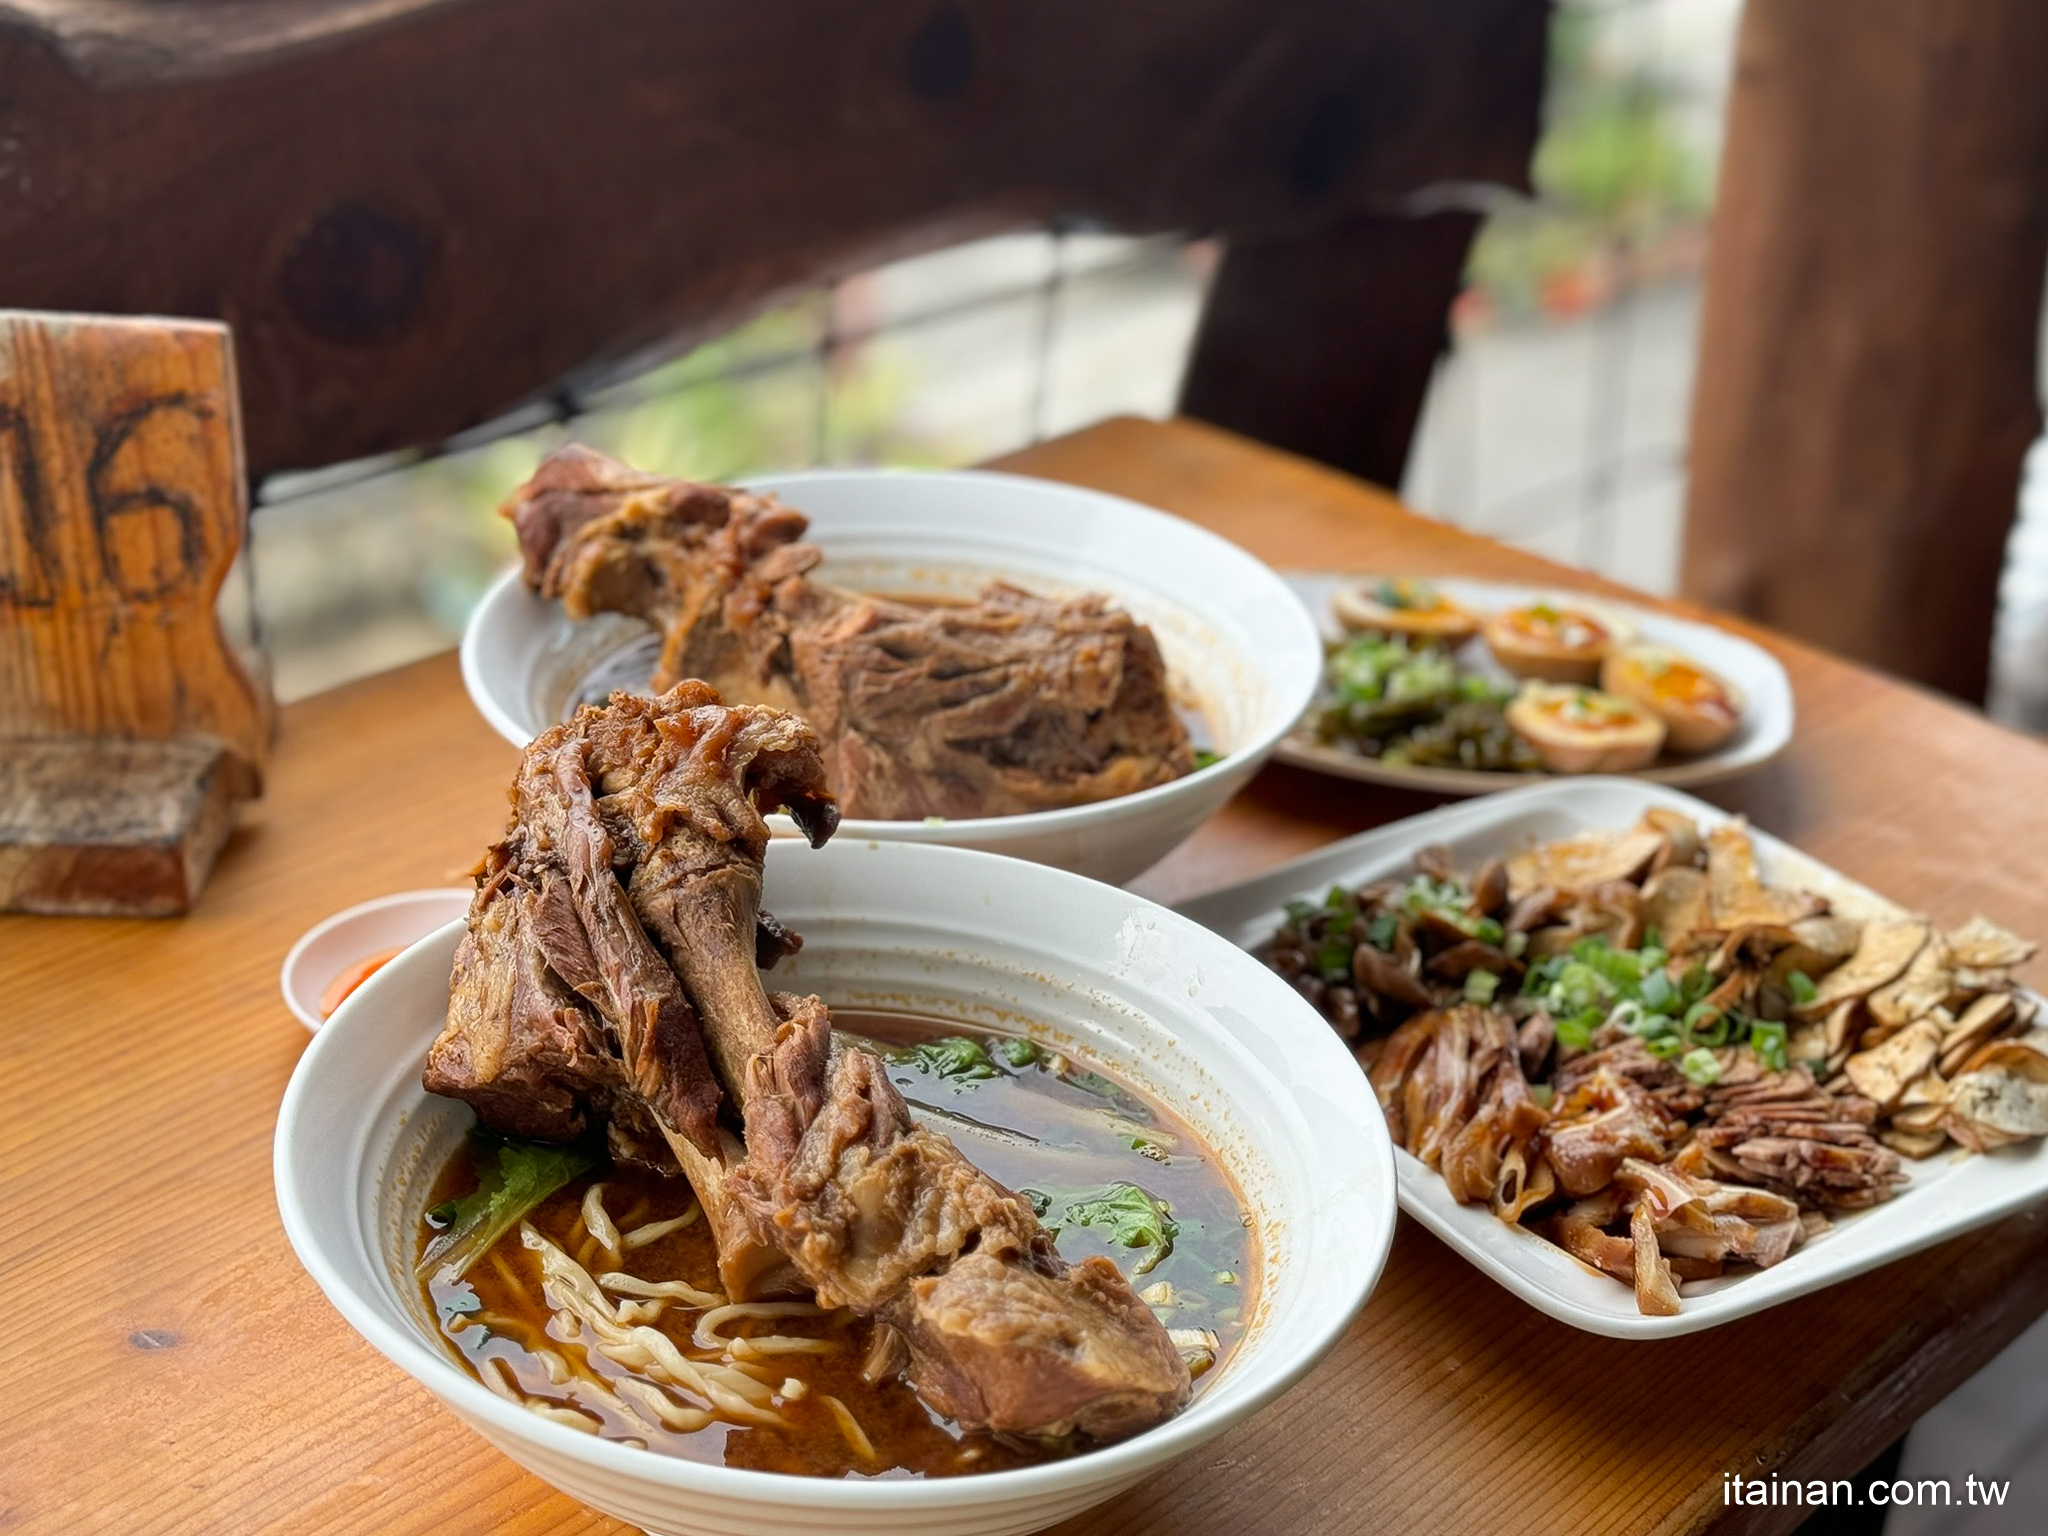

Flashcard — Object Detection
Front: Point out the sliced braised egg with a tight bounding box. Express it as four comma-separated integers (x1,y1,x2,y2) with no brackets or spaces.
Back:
1331,577,1478,644
1482,600,1632,684
1599,644,1744,755
1505,682,1667,773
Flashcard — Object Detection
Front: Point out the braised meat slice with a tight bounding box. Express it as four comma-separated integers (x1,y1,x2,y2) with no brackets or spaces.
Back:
502,444,1195,820
1692,1060,1905,1211
731,998,1191,1442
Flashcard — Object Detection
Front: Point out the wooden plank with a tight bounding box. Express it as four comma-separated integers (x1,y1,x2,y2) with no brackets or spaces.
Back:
0,309,270,914
0,735,241,915
4,418,2047,1535
0,311,268,766
0,0,1547,478
1682,0,2048,703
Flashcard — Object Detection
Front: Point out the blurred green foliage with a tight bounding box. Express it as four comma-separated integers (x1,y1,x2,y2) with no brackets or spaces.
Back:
1466,4,1713,321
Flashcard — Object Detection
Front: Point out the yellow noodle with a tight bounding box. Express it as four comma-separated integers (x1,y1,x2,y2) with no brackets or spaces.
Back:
727,1334,839,1358
478,1355,524,1404
475,1309,543,1347
566,1372,660,1437
480,1356,602,1434
592,1331,784,1425
597,1273,723,1308
614,1376,715,1433
528,1402,602,1433
523,1221,785,1427
581,1183,622,1258
821,1394,878,1462
622,1205,701,1249
487,1248,531,1309
530,1348,574,1388
692,1300,827,1350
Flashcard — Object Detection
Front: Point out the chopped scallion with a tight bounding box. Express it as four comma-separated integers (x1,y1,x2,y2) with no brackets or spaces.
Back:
1750,1020,1790,1072
1679,1047,1724,1086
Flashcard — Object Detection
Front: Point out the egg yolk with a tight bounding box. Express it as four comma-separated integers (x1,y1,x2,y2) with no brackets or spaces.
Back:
1535,690,1646,731
1377,579,1450,614
1507,605,1606,650
1640,658,1733,713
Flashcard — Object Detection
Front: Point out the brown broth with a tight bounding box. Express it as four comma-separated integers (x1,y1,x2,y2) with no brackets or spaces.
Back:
418,1011,1253,1478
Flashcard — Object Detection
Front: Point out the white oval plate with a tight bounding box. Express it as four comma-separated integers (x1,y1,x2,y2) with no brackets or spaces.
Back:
1276,572,1795,795
1175,777,2048,1339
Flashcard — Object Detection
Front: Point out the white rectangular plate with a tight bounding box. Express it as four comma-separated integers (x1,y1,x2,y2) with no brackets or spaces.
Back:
1175,776,2048,1338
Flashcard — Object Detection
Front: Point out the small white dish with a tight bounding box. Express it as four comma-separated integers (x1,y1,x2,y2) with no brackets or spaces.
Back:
1278,572,1795,795
278,888,473,1031
1175,776,2048,1340
275,836,1394,1535
459,469,1323,885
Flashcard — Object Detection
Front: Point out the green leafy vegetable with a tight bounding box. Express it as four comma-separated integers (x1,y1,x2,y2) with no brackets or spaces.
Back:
1192,748,1224,770
1787,970,1819,1007
415,1131,595,1282
1464,969,1501,1005
1049,1182,1181,1276
1045,1055,1151,1118
888,1035,1004,1083
995,1036,1042,1068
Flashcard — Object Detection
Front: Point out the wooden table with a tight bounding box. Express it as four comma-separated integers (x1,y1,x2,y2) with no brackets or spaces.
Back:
7,416,2047,1535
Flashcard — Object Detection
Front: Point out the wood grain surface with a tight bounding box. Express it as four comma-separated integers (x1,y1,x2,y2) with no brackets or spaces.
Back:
0,311,268,765
6,417,2048,1535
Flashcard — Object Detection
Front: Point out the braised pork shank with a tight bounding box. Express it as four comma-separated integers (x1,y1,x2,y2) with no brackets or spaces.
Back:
424,680,1189,1442
502,444,1195,821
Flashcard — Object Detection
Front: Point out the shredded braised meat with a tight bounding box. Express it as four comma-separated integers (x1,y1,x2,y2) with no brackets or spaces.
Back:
503,444,1195,820
424,680,1187,1441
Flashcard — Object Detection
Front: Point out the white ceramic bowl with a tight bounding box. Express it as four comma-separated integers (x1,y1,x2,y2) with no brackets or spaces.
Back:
279,888,474,1031
275,837,1394,1536
459,469,1323,885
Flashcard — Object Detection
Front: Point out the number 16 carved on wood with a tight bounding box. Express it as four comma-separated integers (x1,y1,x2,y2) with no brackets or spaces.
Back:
0,311,270,785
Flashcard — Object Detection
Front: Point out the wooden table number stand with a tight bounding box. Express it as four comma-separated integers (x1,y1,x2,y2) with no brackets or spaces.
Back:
0,310,272,916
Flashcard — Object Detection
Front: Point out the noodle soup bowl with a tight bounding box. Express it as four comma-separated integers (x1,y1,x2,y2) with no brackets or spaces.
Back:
276,837,1394,1536
460,467,1324,885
